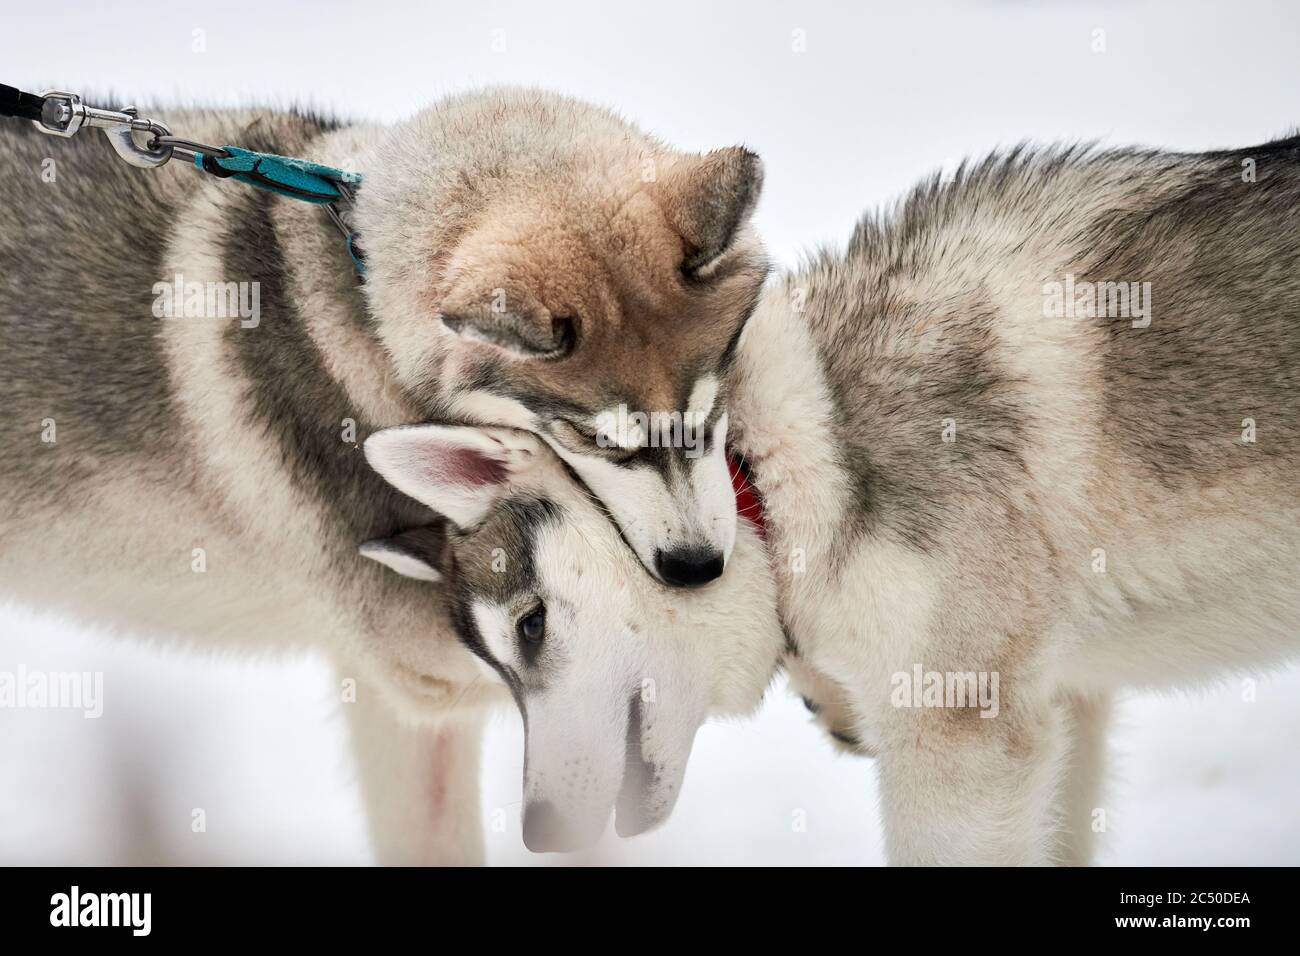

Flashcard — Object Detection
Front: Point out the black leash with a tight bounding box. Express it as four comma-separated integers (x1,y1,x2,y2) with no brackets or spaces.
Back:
0,83,48,122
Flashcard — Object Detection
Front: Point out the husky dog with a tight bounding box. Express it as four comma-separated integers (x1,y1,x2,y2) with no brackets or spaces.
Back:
0,88,762,863
357,90,767,587
726,138,1300,865
394,136,1300,863
358,425,782,850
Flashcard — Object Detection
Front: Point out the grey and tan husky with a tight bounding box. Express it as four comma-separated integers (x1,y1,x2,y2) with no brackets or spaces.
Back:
0,88,766,863
365,136,1300,864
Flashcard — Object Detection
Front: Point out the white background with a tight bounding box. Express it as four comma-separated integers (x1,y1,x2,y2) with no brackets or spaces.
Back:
2,0,1298,864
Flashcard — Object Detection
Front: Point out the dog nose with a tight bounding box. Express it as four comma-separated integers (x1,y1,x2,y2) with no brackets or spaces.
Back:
522,801,571,853
654,547,725,587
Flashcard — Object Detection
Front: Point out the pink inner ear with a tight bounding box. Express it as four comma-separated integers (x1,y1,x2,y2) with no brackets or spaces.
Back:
427,447,508,487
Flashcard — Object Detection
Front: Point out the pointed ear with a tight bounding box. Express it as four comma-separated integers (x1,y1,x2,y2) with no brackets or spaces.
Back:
363,425,539,529
440,305,576,360
359,526,449,582
653,146,764,272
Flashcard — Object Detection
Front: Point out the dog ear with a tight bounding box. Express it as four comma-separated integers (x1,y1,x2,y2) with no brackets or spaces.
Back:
359,526,450,582
654,146,764,273
439,304,576,360
363,424,539,529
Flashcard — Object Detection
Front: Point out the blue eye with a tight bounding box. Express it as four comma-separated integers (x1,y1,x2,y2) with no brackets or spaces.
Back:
518,606,546,645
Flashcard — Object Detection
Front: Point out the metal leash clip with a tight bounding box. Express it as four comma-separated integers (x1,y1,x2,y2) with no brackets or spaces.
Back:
17,84,364,272
32,89,174,168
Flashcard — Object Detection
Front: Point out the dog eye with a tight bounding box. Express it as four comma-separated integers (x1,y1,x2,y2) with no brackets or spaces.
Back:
517,606,546,645
581,424,640,463
600,443,639,465
551,418,596,449
554,419,639,464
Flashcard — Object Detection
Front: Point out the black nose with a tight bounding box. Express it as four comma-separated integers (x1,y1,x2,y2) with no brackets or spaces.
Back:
654,547,725,587
522,801,570,853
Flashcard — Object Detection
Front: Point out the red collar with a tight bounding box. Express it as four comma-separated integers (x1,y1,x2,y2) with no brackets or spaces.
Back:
727,452,766,541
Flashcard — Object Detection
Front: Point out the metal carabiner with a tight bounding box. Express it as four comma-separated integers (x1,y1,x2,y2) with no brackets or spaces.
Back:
33,90,174,168
101,109,174,169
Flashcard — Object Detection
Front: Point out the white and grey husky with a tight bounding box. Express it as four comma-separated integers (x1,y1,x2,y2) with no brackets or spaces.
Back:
728,140,1300,865
366,136,1300,865
359,424,780,851
4,79,1298,863
0,88,764,863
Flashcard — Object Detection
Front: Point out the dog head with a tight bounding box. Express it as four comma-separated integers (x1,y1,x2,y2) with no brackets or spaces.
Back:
357,89,768,589
360,423,782,852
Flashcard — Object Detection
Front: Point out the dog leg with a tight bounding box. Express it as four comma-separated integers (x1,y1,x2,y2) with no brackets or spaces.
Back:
343,684,486,866
1054,691,1111,866
876,699,1069,866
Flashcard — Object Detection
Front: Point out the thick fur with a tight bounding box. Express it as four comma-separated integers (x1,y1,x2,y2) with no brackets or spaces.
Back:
356,89,768,585
360,425,782,852
730,138,1300,865
0,105,501,863
0,89,763,863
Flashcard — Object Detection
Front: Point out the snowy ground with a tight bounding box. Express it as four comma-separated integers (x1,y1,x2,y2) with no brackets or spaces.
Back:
3,0,1299,864
3,605,1298,865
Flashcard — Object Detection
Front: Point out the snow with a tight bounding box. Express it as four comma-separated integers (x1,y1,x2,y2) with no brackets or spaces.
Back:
3,0,1299,864
3,605,1297,865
